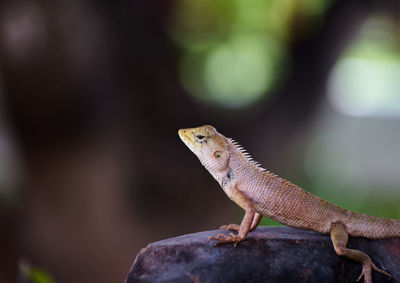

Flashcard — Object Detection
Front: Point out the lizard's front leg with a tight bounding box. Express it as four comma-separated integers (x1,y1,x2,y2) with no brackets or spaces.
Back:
220,212,262,232
330,222,392,283
209,187,255,247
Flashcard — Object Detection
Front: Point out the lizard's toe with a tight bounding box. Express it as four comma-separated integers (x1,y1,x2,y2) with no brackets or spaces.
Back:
209,233,243,247
219,224,240,232
356,261,391,283
372,262,392,279
208,233,229,241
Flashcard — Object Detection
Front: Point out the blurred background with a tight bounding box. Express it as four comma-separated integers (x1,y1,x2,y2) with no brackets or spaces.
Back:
0,0,399,282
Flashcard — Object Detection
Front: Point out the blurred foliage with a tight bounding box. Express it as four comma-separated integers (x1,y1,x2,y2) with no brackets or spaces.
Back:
328,15,400,118
29,269,56,283
169,0,333,108
20,260,56,283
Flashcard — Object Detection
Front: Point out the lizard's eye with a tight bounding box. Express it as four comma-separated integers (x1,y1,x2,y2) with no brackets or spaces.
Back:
196,134,205,140
213,151,221,158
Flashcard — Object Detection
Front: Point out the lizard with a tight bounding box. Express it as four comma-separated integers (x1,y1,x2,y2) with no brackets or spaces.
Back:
178,125,400,283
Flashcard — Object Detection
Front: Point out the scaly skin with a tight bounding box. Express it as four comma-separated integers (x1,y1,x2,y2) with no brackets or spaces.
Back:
178,125,400,283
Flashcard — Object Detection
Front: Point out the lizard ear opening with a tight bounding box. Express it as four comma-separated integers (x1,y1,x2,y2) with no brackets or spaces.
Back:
213,151,221,158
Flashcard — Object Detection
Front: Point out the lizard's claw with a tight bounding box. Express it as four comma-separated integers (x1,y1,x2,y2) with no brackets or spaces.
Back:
219,224,240,232
356,261,392,283
208,233,243,247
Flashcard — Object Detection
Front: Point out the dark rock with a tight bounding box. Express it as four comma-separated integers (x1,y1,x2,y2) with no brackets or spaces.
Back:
126,227,400,283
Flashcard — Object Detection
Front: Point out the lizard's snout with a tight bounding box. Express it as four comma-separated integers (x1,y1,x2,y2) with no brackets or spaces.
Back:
178,129,186,140
178,129,190,143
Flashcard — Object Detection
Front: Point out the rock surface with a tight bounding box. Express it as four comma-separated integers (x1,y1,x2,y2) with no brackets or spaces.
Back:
126,227,400,283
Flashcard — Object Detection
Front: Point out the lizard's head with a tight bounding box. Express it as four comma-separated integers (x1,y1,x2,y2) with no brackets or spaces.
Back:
178,125,230,173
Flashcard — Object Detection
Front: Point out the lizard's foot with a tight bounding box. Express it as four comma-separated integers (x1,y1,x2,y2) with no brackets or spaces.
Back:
208,233,243,247
356,260,392,283
219,224,240,232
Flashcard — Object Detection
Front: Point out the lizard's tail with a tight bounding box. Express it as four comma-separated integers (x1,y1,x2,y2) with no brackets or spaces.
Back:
346,212,400,239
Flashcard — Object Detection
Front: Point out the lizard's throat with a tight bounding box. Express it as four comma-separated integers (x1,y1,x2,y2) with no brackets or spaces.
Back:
199,159,223,181
199,156,231,185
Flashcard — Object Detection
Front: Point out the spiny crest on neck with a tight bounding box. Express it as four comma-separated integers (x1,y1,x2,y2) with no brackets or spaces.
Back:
228,138,268,172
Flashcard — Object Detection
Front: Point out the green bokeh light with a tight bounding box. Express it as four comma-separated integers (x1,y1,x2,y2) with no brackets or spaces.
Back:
329,58,400,117
204,35,281,108
170,0,331,109
327,16,400,118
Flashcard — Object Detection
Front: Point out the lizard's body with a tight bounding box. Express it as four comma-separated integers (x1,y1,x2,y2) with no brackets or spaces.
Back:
178,125,400,283
225,146,398,238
